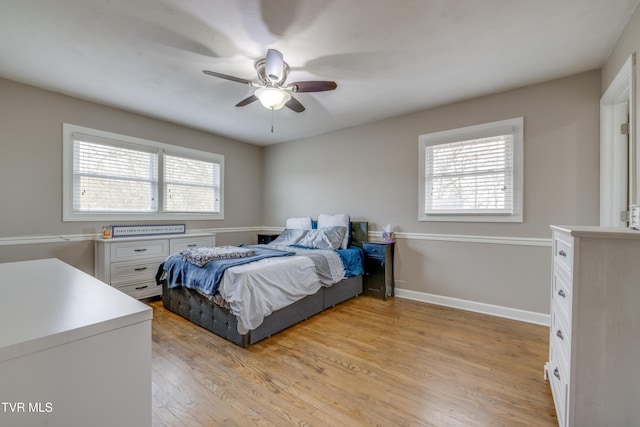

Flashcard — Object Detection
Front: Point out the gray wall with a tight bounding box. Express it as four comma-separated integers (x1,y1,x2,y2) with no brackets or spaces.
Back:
602,4,640,92
0,62,613,317
263,70,602,315
0,78,263,274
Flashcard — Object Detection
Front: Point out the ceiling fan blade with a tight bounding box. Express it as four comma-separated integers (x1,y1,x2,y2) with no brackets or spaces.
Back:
202,70,252,85
291,81,337,92
265,49,284,82
235,95,258,107
285,95,305,113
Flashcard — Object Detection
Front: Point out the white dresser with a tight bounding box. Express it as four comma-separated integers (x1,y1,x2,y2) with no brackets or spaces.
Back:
546,225,640,426
0,258,152,427
95,232,214,299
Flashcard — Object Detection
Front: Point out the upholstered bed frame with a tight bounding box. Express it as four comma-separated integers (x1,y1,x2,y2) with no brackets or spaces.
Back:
161,221,368,348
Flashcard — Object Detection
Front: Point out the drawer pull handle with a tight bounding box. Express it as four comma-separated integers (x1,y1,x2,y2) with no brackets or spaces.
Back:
556,329,564,340
558,289,566,298
553,367,561,380
135,285,148,290
134,248,148,252
187,244,197,247
134,267,148,272
558,250,567,257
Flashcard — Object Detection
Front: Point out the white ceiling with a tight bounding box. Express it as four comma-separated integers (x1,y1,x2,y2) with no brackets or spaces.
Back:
0,0,638,146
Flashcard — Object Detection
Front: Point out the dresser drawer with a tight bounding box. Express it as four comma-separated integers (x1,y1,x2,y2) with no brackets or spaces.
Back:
110,260,160,286
110,240,169,262
552,264,573,319
548,345,568,427
551,300,571,363
553,234,573,273
113,280,161,299
170,235,214,253
96,233,213,300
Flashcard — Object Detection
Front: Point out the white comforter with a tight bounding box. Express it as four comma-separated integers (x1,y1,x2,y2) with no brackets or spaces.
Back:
218,256,322,334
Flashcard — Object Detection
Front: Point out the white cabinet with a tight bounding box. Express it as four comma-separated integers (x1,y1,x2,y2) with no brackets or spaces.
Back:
0,258,152,427
95,233,214,299
546,225,640,426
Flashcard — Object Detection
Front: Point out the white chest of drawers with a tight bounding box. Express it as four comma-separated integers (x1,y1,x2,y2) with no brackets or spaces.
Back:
546,225,640,426
0,259,152,427
95,233,215,299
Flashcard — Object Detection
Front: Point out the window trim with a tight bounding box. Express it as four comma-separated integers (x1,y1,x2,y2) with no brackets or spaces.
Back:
63,123,224,222
418,117,523,223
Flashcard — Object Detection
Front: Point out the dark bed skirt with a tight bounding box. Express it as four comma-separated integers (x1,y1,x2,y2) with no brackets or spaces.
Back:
161,275,363,348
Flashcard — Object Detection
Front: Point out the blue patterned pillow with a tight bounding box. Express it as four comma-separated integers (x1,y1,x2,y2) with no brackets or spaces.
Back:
269,228,308,245
297,226,346,250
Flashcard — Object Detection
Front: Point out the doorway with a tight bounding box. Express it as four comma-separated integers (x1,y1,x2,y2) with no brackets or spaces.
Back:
600,54,636,227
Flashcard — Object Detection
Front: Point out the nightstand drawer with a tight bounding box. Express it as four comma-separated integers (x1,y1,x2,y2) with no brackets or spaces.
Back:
170,236,214,253
110,260,160,286
110,240,169,261
363,242,387,259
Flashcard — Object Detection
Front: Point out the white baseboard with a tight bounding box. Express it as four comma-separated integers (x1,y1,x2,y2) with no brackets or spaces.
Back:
394,288,550,326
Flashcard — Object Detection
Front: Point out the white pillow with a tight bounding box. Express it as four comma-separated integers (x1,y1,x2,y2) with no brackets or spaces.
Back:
285,216,313,230
317,213,350,249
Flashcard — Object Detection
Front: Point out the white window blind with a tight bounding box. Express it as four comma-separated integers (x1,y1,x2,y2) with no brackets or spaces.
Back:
73,138,158,213
63,123,225,221
418,117,523,223
164,154,221,213
425,134,514,214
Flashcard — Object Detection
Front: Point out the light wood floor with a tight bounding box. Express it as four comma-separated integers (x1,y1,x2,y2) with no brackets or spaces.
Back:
150,296,557,426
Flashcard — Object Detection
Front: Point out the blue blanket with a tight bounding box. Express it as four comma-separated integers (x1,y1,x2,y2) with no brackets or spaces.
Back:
335,246,364,277
160,245,294,295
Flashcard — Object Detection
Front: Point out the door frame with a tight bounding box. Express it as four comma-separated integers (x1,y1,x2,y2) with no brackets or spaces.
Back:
600,53,636,227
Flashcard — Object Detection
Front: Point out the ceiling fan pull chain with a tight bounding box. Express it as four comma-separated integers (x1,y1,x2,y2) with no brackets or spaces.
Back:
271,109,275,133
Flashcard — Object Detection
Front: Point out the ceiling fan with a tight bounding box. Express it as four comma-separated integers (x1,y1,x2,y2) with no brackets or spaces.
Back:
202,49,337,112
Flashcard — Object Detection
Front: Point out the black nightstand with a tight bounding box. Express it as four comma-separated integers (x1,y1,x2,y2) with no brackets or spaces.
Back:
257,233,280,244
362,241,394,300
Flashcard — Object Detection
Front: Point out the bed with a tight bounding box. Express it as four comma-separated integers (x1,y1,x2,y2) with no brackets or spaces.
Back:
159,220,368,347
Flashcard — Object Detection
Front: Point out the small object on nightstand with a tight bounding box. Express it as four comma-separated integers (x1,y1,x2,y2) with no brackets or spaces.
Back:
257,233,280,244
381,223,394,243
363,241,394,300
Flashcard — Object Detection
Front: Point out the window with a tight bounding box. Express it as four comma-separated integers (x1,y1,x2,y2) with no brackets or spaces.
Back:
419,117,523,222
163,154,221,213
63,124,224,221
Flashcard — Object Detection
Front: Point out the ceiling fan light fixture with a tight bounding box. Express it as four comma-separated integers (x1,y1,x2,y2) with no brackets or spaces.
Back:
203,49,336,114
255,87,291,110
